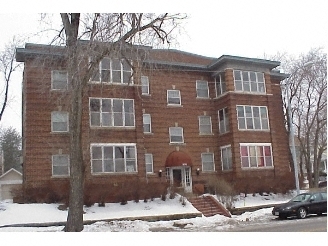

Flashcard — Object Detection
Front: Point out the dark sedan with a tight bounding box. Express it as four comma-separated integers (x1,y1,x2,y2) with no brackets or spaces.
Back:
272,191,327,219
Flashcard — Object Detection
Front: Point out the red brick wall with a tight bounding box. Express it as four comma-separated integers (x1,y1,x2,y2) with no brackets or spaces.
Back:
21,53,294,202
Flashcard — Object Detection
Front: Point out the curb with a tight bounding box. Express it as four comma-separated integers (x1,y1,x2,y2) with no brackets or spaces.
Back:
0,212,202,228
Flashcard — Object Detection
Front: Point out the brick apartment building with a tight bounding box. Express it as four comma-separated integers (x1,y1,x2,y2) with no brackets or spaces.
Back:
15,43,294,202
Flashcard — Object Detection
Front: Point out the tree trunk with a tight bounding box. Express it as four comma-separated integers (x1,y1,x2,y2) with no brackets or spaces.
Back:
65,78,84,232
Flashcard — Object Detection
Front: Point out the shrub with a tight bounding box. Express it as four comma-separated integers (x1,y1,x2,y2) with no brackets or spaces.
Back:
206,177,237,209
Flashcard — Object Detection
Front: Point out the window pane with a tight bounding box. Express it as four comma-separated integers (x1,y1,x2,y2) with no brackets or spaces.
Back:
91,112,100,126
234,70,241,80
124,100,134,113
115,146,124,158
101,58,110,69
115,159,125,172
112,71,121,82
126,160,136,172
104,159,114,172
90,99,100,112
92,146,102,159
112,59,121,70
101,70,111,82
237,106,244,117
92,160,103,173
102,99,111,112
241,157,249,167
126,146,135,158
104,146,113,159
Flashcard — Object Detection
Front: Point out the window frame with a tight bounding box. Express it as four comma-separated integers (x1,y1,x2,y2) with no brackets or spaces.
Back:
90,143,137,174
141,76,150,95
196,80,209,98
169,127,184,144
167,89,181,106
51,70,68,90
221,145,232,171
240,143,273,169
52,154,70,177
215,73,226,97
89,98,135,128
143,114,152,133
236,105,269,131
51,111,69,132
91,58,133,84
201,152,215,172
218,108,230,134
198,116,212,135
233,70,266,93
145,153,154,173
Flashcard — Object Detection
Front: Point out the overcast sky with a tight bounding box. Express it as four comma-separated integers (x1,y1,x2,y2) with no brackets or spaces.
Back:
0,0,327,133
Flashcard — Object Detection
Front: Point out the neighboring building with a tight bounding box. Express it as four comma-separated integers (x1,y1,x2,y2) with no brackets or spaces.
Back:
15,43,294,202
0,168,22,200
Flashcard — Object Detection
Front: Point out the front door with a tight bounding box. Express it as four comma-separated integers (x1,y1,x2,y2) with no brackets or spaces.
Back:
167,166,192,193
173,169,182,187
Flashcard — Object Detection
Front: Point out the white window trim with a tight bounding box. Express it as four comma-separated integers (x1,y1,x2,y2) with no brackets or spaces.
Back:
196,80,209,98
198,116,212,135
233,70,266,94
240,143,274,169
218,108,230,134
89,98,135,128
51,70,68,90
52,154,70,177
215,73,226,97
90,143,137,174
141,76,150,95
143,114,152,133
169,127,184,144
236,105,269,131
51,111,69,133
220,145,232,171
145,153,154,173
167,89,181,106
90,58,133,85
201,152,215,172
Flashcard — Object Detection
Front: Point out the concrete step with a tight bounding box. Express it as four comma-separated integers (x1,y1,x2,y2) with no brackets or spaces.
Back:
188,196,231,218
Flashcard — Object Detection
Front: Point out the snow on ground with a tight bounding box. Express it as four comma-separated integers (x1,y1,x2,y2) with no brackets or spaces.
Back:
0,190,318,245
0,191,296,231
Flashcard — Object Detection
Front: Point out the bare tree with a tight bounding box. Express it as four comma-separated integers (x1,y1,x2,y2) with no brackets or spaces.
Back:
54,13,186,232
0,39,21,122
280,49,327,188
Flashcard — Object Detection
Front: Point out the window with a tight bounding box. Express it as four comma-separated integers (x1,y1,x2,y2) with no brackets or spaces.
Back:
201,153,215,171
169,127,184,144
51,111,69,132
218,108,230,134
91,144,137,173
167,90,181,105
233,70,265,93
141,76,150,95
91,58,133,84
143,114,151,133
89,98,135,127
240,144,273,168
221,145,232,171
215,73,226,97
51,70,68,90
237,105,269,130
196,80,209,98
52,155,69,176
145,153,153,173
199,116,212,135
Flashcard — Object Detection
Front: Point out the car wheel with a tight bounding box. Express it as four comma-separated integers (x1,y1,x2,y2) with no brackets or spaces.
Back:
278,215,287,220
297,207,307,219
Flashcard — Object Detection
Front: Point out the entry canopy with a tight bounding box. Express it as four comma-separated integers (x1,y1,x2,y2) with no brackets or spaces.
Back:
165,151,192,167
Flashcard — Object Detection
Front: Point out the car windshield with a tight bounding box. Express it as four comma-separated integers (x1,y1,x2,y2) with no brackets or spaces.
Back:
290,193,311,202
